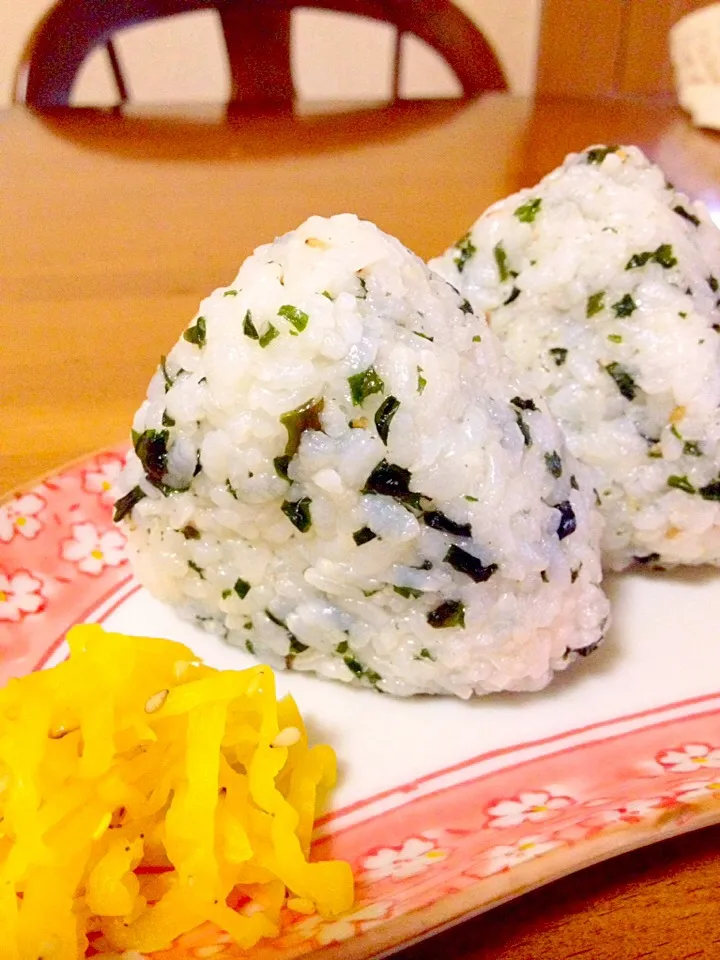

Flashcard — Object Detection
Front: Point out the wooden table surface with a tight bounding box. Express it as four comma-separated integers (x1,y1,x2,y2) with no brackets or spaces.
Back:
3,94,720,957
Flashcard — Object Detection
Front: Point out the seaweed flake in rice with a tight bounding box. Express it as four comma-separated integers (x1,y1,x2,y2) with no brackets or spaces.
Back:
431,145,720,571
116,214,609,698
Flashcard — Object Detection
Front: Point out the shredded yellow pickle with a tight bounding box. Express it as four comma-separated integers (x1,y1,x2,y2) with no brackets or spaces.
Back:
0,625,353,958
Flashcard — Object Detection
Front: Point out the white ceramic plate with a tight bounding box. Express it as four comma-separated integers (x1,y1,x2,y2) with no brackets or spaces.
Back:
3,444,720,960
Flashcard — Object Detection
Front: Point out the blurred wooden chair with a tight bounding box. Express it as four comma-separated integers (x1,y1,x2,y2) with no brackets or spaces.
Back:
15,0,507,108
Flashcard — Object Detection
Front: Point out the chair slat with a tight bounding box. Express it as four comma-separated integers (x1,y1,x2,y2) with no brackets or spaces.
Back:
391,26,402,101
220,6,294,105
16,0,507,108
106,38,129,103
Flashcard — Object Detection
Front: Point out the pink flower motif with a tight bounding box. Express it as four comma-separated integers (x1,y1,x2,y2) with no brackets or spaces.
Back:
656,743,720,773
582,796,674,828
290,902,391,947
675,778,720,803
360,837,448,882
467,834,564,878
0,569,46,622
60,522,126,576
0,494,45,543
82,458,124,505
486,789,575,828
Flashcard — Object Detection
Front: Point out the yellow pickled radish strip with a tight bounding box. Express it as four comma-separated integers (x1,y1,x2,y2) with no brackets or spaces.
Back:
36,779,96,835
202,897,279,949
313,742,339,793
0,877,21,960
218,804,253,865
277,692,307,735
268,815,354,916
159,669,264,717
44,797,112,853
164,698,227,890
104,884,202,951
245,667,281,743
66,625,195,678
0,625,353,956
135,769,175,819
248,743,294,818
2,696,53,871
77,697,116,779
86,838,143,915
18,863,86,960
275,695,309,788
286,746,335,856
95,771,146,813
217,757,278,884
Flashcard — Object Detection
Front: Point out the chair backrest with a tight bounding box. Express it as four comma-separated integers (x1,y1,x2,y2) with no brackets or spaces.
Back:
16,0,507,108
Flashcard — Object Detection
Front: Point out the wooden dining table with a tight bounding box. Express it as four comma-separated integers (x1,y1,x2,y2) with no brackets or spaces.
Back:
3,92,720,959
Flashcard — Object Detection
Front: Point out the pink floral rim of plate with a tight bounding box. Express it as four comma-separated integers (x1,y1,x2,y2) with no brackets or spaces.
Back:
2,444,720,960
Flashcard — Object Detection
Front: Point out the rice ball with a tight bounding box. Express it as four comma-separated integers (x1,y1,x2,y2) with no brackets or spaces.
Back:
431,145,720,571
115,214,608,697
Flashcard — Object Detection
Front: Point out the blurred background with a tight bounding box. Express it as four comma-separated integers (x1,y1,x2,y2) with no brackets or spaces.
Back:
3,0,713,112
0,0,539,107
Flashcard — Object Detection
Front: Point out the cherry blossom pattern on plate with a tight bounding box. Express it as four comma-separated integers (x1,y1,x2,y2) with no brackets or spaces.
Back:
0,569,46,623
590,795,677,824
556,796,677,841
466,834,566,879
60,521,127,576
0,493,45,544
4,442,720,960
485,788,576,828
360,837,449,882
82,456,125,505
286,901,392,948
674,778,720,803
655,743,720,773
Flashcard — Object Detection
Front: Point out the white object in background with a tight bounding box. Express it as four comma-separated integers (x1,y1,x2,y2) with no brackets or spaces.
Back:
670,3,720,130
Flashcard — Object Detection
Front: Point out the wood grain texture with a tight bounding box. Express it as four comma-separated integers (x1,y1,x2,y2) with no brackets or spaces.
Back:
619,0,681,96
620,0,712,96
535,0,625,97
402,825,720,960
6,95,720,496
537,0,716,98
3,94,720,957
0,98,530,493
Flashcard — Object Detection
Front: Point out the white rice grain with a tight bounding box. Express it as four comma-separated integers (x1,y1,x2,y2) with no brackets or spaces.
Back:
431,145,720,570
117,214,608,697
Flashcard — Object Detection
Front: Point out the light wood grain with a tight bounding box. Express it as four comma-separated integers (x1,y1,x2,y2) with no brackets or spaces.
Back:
619,0,712,96
403,825,720,960
4,95,720,957
536,0,625,97
1,97,531,492
6,95,720,489
619,0,682,96
537,0,716,99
